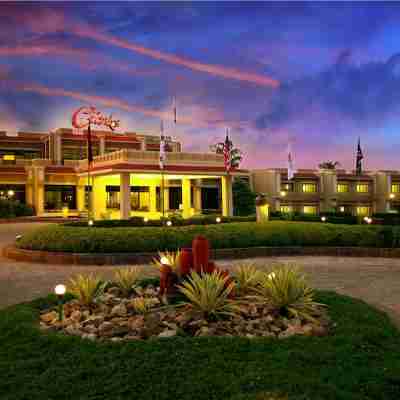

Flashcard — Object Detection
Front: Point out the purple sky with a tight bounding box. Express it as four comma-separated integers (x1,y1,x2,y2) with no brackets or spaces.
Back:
1,2,400,170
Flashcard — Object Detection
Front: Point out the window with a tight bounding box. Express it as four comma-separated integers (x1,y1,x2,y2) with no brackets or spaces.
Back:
391,183,400,193
303,205,317,214
282,183,294,192
337,183,349,193
356,184,369,193
0,184,25,203
302,183,317,193
356,206,370,216
45,185,76,210
106,186,120,209
280,205,292,213
130,186,150,211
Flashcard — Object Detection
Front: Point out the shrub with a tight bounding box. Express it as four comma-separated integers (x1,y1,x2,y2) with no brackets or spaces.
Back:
152,250,182,273
234,262,261,296
177,271,237,320
68,274,106,306
0,199,34,218
130,297,154,314
113,267,142,296
254,264,323,322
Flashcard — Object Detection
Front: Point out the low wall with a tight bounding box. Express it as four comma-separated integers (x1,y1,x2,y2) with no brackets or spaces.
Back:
4,245,400,266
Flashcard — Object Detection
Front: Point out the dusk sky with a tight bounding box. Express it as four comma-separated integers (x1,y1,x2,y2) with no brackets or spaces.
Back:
1,1,400,170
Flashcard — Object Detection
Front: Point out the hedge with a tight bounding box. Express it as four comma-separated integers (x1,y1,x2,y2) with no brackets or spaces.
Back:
63,215,256,228
16,221,400,253
0,199,34,218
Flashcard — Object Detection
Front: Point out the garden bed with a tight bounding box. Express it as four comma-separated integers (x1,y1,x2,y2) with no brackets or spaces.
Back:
16,221,400,254
1,291,399,399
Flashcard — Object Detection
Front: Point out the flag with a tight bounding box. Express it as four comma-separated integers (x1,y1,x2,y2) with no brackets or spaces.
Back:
173,96,177,124
287,143,294,180
87,122,93,164
356,137,363,175
159,120,166,170
223,129,232,172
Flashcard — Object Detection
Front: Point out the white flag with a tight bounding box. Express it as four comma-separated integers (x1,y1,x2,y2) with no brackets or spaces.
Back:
288,143,294,180
159,120,166,170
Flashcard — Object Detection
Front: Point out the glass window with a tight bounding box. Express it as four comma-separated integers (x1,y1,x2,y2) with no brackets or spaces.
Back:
282,183,294,192
337,183,349,193
106,186,120,209
356,206,370,216
356,184,369,193
302,183,317,193
130,186,150,211
391,183,400,193
303,205,317,214
280,205,292,213
0,184,26,203
45,185,76,210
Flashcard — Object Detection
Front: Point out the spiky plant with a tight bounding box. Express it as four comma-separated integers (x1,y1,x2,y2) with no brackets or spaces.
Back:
234,262,261,296
152,250,181,273
177,270,237,320
68,273,106,306
254,264,324,322
113,266,142,296
130,297,154,315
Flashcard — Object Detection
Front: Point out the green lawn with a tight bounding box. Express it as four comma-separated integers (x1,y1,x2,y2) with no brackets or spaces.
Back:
16,221,400,253
1,291,400,400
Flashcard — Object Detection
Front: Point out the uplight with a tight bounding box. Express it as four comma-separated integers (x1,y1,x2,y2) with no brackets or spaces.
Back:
7,190,14,197
390,193,395,199
321,216,326,222
54,284,66,296
160,256,169,265
88,219,94,226
280,191,287,197
144,217,149,223
216,217,221,223
166,220,172,226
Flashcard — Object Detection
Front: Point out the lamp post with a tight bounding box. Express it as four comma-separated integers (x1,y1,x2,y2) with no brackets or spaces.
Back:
54,284,66,321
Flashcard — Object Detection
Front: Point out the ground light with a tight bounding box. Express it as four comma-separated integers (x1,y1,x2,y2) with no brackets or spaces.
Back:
7,189,14,197
144,217,149,223
160,256,169,265
390,193,395,199
88,219,94,226
216,217,221,223
321,216,326,222
280,190,287,197
54,284,66,321
166,220,172,226
15,234,22,240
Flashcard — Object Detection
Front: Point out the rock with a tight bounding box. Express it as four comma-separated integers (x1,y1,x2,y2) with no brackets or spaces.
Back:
311,324,328,337
82,333,97,341
98,321,114,334
107,286,121,296
128,316,145,330
70,310,82,322
158,329,177,338
82,315,104,327
65,324,82,336
175,312,193,327
124,335,142,341
163,322,178,330
40,311,58,324
111,337,123,342
301,324,314,336
63,300,81,317
110,304,127,317
82,324,98,334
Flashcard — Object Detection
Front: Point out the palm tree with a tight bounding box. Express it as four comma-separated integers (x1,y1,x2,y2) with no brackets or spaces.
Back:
318,161,340,170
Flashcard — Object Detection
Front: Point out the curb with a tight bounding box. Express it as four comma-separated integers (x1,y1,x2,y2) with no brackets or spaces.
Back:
4,245,400,266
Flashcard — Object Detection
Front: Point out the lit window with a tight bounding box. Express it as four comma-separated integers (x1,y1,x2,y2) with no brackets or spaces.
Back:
302,183,317,193
356,206,370,216
391,183,400,193
280,205,292,213
303,206,317,214
337,183,349,193
3,154,15,161
356,184,369,193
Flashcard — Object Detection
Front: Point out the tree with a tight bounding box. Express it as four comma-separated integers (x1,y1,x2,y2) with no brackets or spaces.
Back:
232,179,256,216
318,161,340,170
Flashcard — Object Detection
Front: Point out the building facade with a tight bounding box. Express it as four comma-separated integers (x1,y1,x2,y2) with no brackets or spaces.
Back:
251,168,400,216
0,129,248,219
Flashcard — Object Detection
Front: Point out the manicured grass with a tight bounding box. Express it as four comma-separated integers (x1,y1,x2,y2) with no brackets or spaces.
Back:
1,292,400,399
17,221,400,253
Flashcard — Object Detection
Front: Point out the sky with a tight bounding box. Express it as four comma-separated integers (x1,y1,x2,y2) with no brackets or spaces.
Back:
1,1,400,170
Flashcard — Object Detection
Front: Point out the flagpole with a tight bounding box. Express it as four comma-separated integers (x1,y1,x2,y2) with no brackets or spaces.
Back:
87,120,92,220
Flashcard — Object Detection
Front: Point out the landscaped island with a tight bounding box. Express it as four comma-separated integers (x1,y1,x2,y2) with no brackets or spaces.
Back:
16,221,400,254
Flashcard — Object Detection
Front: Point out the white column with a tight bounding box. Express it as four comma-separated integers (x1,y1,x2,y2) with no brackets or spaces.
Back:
149,185,157,214
182,178,192,218
120,172,131,220
99,136,106,155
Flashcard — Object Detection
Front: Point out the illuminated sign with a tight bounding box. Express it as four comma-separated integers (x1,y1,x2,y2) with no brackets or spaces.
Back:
71,106,120,131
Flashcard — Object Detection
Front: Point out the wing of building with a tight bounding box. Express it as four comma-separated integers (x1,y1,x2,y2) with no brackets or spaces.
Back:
0,129,248,219
251,168,400,216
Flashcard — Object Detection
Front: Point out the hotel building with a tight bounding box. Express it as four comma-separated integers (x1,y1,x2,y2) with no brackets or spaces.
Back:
252,168,400,216
0,129,249,219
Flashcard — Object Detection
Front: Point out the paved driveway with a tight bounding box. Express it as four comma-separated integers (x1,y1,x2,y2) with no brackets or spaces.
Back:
0,222,399,328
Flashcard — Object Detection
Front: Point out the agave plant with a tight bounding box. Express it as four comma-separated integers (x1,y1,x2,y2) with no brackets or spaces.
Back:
130,297,154,314
254,264,324,322
152,250,182,273
234,262,261,296
68,273,106,306
113,266,142,296
177,270,237,320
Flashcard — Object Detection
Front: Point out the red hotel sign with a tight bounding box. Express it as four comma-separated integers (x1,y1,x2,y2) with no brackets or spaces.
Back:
72,106,120,131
